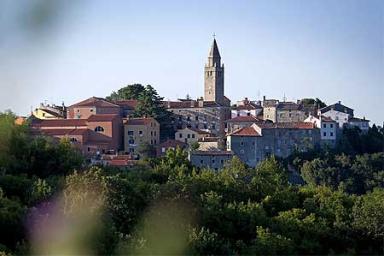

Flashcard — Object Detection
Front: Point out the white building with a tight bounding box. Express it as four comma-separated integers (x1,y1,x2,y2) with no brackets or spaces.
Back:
318,101,354,128
305,115,337,147
347,117,370,132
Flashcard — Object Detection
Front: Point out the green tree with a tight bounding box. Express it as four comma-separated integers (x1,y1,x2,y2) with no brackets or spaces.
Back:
106,84,145,101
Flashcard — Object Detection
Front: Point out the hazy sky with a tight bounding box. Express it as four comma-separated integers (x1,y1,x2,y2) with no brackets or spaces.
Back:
0,0,383,124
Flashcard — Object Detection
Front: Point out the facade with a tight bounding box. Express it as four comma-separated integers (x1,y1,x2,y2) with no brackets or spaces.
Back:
189,150,234,170
319,101,354,128
264,101,306,123
227,122,320,167
31,114,122,155
175,127,211,144
347,117,370,132
156,139,188,157
32,103,66,119
124,118,160,155
67,97,120,119
165,38,231,137
305,115,338,147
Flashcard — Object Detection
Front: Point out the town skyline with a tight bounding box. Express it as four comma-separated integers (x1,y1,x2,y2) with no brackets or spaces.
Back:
0,0,383,125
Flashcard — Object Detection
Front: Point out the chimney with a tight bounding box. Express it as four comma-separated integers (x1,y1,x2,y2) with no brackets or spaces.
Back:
338,101,341,104
263,95,266,101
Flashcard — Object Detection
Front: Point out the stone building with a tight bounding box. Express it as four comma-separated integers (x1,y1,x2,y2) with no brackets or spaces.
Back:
67,97,121,119
263,100,306,123
124,118,160,156
175,127,211,144
156,139,188,157
165,38,231,138
189,150,234,170
346,117,370,132
32,103,67,119
227,122,320,167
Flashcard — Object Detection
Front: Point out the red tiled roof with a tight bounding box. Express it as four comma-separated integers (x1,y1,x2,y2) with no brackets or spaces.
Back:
230,126,261,137
87,114,119,122
124,117,157,126
69,97,119,108
31,118,87,127
226,115,261,123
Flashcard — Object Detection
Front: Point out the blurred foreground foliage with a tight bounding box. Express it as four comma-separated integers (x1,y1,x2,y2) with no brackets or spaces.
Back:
0,111,383,255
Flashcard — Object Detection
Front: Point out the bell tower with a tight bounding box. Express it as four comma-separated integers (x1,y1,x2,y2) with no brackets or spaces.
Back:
204,37,224,105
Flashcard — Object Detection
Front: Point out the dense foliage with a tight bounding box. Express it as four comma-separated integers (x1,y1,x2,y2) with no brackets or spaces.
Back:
0,112,383,255
106,84,175,141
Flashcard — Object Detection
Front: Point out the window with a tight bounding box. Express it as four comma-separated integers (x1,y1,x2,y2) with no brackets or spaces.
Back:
69,137,77,142
90,109,93,112
87,147,90,152
195,116,199,121
330,132,333,137
151,131,153,136
192,134,195,138
323,124,326,128
323,132,326,136
128,139,135,144
154,131,156,136
187,116,191,121
139,131,143,136
94,126,104,132
241,141,244,146
204,124,208,129
247,112,251,116
200,160,203,164
154,139,157,144
179,133,182,138
211,123,216,130
212,159,215,163
128,130,134,136
187,134,191,138
221,159,224,164
195,124,199,129
330,123,333,128
151,140,153,145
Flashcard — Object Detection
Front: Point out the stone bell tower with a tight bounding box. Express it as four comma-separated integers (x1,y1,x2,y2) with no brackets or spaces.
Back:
204,38,224,105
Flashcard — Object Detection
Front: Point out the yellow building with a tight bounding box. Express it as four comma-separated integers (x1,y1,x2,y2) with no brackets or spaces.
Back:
32,103,66,119
124,117,160,156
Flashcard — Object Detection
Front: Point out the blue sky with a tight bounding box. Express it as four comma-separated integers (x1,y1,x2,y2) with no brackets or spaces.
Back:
0,0,383,124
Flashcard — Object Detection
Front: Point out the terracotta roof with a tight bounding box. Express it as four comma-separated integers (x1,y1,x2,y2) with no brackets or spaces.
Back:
87,114,119,122
31,118,87,127
124,117,157,126
164,100,222,109
113,100,139,109
235,104,262,110
229,126,261,137
37,128,88,136
191,150,234,156
69,97,119,108
226,115,261,123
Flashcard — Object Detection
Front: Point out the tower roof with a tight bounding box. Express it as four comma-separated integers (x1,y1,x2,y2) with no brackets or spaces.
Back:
209,39,221,58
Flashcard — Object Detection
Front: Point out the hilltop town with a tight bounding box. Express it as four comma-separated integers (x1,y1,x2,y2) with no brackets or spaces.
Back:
26,38,373,168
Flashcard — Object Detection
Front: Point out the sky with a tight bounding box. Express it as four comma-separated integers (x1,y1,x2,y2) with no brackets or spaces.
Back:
0,0,383,125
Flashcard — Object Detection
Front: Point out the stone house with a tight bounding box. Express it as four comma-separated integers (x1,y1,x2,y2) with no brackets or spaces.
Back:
198,137,220,151
189,150,234,170
346,117,370,132
227,122,320,167
264,101,306,123
175,127,211,144
124,118,160,156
